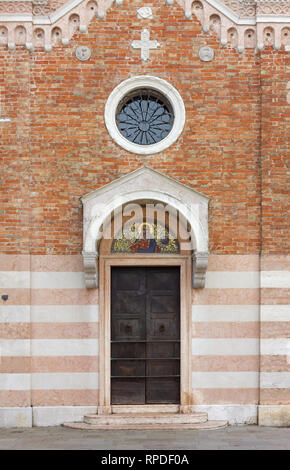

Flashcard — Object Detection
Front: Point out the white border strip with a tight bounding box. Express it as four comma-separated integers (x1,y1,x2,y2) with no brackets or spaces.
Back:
261,372,290,389
261,271,290,288
192,305,259,322
0,374,30,390
0,271,86,289
261,305,290,322
31,372,99,390
192,371,259,388
192,338,259,355
31,305,99,322
0,339,30,356
0,305,30,323
31,339,98,356
205,271,259,288
261,339,290,356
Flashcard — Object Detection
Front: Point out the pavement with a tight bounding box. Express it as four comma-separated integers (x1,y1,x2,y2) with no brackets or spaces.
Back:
0,425,289,450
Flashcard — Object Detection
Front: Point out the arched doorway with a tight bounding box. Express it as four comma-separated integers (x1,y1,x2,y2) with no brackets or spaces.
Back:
81,167,209,414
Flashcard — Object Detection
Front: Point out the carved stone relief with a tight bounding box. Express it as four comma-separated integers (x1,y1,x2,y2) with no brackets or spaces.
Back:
198,45,215,61
0,0,289,52
75,45,91,61
136,6,153,19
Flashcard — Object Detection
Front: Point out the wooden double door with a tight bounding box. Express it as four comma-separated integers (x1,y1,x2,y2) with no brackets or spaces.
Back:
111,267,180,405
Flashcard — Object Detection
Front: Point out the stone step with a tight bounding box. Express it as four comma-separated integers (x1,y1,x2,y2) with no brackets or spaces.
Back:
112,404,180,414
63,420,228,431
83,412,208,426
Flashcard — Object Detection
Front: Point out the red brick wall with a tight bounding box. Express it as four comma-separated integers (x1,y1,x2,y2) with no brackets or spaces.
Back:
0,2,288,255
0,53,30,254
260,50,290,254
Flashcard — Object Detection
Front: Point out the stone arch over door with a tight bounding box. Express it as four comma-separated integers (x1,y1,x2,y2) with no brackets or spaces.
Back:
81,166,210,289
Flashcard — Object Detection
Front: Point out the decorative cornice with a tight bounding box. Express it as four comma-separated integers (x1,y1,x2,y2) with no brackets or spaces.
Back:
0,0,288,52
0,0,123,51
174,0,290,52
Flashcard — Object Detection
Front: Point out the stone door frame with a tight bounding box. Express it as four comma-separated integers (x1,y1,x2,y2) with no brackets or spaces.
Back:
98,254,192,415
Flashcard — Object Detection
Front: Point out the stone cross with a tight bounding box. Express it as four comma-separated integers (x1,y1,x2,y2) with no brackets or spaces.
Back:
131,29,160,61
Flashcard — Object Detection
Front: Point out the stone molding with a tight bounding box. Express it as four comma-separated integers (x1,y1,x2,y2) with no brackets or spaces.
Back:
174,0,290,52
81,166,209,289
0,0,288,53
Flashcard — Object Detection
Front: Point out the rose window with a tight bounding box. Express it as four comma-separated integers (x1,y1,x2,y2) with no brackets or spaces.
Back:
116,89,174,145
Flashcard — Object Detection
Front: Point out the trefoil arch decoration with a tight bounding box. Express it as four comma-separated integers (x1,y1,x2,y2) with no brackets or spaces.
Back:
0,0,289,53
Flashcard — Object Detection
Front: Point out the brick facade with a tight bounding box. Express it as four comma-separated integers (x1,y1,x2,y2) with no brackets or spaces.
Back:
0,0,289,427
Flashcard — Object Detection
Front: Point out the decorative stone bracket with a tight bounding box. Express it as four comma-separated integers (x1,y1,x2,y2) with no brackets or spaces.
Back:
192,250,209,288
82,250,98,288
83,249,209,289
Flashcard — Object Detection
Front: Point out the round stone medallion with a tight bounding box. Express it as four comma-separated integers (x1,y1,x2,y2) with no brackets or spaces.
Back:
198,46,214,62
75,46,91,61
136,7,153,19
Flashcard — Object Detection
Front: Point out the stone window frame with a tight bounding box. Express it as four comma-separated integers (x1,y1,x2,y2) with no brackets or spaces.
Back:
104,76,186,155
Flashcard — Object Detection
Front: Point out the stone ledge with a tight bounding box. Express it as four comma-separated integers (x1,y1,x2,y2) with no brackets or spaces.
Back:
259,405,290,427
0,407,32,428
192,404,258,424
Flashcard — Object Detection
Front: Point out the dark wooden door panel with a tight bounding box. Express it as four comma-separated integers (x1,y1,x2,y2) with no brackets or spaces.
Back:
149,294,180,313
147,359,180,377
111,359,146,377
111,316,145,341
147,269,180,290
147,318,180,341
111,342,145,359
111,378,145,405
147,341,180,358
112,292,146,315
111,267,180,405
146,378,180,404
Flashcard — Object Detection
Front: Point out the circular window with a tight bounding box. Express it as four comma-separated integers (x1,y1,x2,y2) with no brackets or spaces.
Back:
105,76,185,155
116,89,174,146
